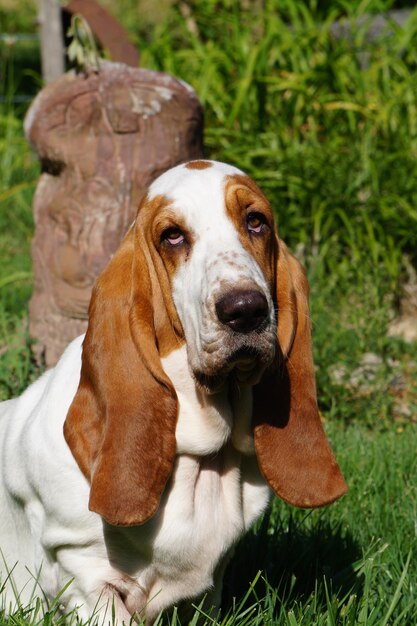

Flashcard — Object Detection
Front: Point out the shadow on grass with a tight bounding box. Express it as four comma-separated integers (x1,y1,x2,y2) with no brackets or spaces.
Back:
222,503,362,614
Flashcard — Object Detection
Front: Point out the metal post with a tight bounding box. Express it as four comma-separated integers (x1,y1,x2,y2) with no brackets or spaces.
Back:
38,0,65,83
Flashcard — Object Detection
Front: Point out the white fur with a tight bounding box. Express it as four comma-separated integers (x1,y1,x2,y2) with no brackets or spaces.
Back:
0,161,274,622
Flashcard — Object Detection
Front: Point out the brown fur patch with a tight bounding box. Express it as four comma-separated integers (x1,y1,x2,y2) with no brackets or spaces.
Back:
137,194,187,357
185,160,213,170
63,191,191,527
253,241,348,507
224,174,276,290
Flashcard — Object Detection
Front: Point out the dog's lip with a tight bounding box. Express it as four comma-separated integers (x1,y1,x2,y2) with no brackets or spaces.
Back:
193,370,228,394
193,346,270,393
226,345,263,367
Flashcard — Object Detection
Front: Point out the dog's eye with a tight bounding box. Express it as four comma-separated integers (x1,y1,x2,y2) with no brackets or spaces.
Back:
247,212,266,234
162,227,185,247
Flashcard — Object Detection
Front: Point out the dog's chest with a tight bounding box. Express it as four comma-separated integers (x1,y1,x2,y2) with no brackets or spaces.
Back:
152,450,261,568
106,449,270,614
118,345,270,603
103,344,271,612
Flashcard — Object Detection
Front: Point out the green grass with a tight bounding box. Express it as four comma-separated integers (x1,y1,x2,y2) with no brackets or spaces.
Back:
0,106,38,400
1,0,417,623
1,423,417,625
224,421,417,625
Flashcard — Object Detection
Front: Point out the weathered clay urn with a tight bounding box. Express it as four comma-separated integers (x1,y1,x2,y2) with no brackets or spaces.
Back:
24,61,204,366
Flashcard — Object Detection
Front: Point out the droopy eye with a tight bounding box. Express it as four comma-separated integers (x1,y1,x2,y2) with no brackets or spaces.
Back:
247,212,266,234
161,227,186,247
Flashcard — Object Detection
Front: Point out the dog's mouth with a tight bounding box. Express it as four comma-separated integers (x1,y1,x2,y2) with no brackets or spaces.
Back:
189,285,276,394
193,344,274,394
226,345,263,368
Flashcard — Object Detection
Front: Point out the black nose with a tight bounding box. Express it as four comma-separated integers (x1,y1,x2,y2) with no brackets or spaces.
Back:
215,289,269,333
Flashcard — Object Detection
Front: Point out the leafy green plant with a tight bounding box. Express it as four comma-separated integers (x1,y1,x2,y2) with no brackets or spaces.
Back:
0,87,38,400
137,0,417,280
67,15,102,72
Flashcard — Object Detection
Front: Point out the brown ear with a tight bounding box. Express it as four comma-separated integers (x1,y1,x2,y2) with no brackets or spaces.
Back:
64,226,178,527
253,240,347,508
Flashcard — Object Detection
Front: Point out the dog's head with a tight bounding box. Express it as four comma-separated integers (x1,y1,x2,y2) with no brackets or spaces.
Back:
64,160,347,527
146,160,277,391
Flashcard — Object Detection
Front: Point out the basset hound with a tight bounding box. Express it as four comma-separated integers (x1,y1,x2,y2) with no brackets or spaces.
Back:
0,160,347,622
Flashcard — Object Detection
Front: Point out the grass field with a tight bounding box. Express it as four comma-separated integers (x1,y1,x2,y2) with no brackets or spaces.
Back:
1,0,417,624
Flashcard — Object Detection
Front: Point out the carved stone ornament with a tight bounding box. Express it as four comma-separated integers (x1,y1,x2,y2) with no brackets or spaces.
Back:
24,61,204,366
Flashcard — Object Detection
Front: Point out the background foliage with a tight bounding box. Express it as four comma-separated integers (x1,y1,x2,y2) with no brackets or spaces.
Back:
0,0,417,624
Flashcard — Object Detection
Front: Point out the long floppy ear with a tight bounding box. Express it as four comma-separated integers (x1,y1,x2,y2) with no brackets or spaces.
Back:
64,225,178,527
253,239,347,508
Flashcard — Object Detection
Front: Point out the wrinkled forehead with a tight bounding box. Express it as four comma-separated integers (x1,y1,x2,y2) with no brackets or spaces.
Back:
148,160,245,227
